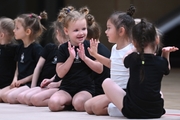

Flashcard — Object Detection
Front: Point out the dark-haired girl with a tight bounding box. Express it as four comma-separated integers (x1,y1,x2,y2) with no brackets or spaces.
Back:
85,5,136,115
102,19,178,118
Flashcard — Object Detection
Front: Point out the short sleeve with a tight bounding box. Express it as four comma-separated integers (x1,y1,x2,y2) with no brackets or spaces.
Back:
40,43,53,60
124,52,137,68
33,44,43,62
57,43,68,63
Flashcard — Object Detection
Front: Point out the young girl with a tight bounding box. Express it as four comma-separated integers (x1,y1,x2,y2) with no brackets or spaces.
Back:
48,6,103,112
84,5,136,115
80,7,110,95
18,18,69,106
102,19,179,119
1,11,47,104
0,17,18,102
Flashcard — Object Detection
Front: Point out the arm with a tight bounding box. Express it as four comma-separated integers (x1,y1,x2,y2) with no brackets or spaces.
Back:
56,42,75,78
40,75,56,88
88,39,111,68
47,80,62,88
78,42,103,74
31,57,46,88
16,74,33,87
10,62,18,88
161,46,179,70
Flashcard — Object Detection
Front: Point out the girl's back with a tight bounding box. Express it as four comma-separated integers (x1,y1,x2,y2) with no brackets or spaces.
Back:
123,52,169,118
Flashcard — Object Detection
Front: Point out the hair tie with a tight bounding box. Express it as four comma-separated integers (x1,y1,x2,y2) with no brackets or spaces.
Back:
29,14,32,18
67,9,70,13
142,61,145,65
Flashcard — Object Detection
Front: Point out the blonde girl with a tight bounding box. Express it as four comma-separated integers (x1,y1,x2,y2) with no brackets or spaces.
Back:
0,17,18,102
48,6,103,112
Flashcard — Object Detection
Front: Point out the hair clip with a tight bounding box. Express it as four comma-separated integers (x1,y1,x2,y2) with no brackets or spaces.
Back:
142,61,145,65
67,8,70,13
38,16,42,19
29,14,32,18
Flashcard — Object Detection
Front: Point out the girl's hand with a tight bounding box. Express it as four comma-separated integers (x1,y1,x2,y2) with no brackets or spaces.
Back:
77,43,86,61
162,46,179,53
15,80,23,87
10,82,17,89
87,39,98,57
47,82,59,88
40,79,51,88
68,41,76,59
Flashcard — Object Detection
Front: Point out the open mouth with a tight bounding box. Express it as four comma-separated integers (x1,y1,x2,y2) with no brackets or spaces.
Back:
77,36,84,40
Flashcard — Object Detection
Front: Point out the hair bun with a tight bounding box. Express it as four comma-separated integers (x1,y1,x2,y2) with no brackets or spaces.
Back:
40,11,48,20
79,6,89,15
127,5,136,17
86,14,95,26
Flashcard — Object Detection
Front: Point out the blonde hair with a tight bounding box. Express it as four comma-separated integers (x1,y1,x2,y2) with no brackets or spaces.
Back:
0,17,14,42
58,6,87,28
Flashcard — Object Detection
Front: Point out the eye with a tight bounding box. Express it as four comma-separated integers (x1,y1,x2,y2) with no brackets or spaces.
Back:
82,27,86,30
107,27,110,30
74,29,78,32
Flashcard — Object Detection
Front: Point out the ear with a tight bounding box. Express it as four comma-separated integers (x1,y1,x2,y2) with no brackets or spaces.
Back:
118,27,125,37
155,35,160,45
25,28,31,36
0,32,4,38
64,27,68,35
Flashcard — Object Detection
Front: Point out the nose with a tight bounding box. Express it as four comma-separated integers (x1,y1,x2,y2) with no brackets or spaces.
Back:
105,29,107,34
79,30,83,35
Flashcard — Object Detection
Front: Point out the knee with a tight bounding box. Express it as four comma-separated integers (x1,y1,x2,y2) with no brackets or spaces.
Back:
84,100,94,114
48,98,61,112
1,93,7,102
6,93,16,104
30,95,40,106
17,93,24,103
91,102,105,115
102,78,111,89
73,97,85,111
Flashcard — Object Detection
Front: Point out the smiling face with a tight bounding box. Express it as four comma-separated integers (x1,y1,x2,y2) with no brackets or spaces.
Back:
105,19,119,44
64,18,87,46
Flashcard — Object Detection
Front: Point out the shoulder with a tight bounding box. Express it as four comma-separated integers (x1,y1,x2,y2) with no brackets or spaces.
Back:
156,56,168,65
44,43,57,49
125,52,138,61
83,40,90,47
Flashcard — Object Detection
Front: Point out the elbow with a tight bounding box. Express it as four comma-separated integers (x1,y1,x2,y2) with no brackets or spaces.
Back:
96,65,103,74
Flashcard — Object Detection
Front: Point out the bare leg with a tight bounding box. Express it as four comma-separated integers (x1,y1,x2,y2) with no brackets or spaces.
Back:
92,95,110,115
7,86,29,104
1,87,18,103
72,91,92,111
84,94,110,115
31,88,58,107
17,88,32,104
24,87,43,105
102,78,126,111
48,90,72,112
0,86,11,102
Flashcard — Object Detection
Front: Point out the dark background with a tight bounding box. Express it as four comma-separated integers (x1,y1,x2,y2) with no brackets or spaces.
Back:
0,0,179,67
